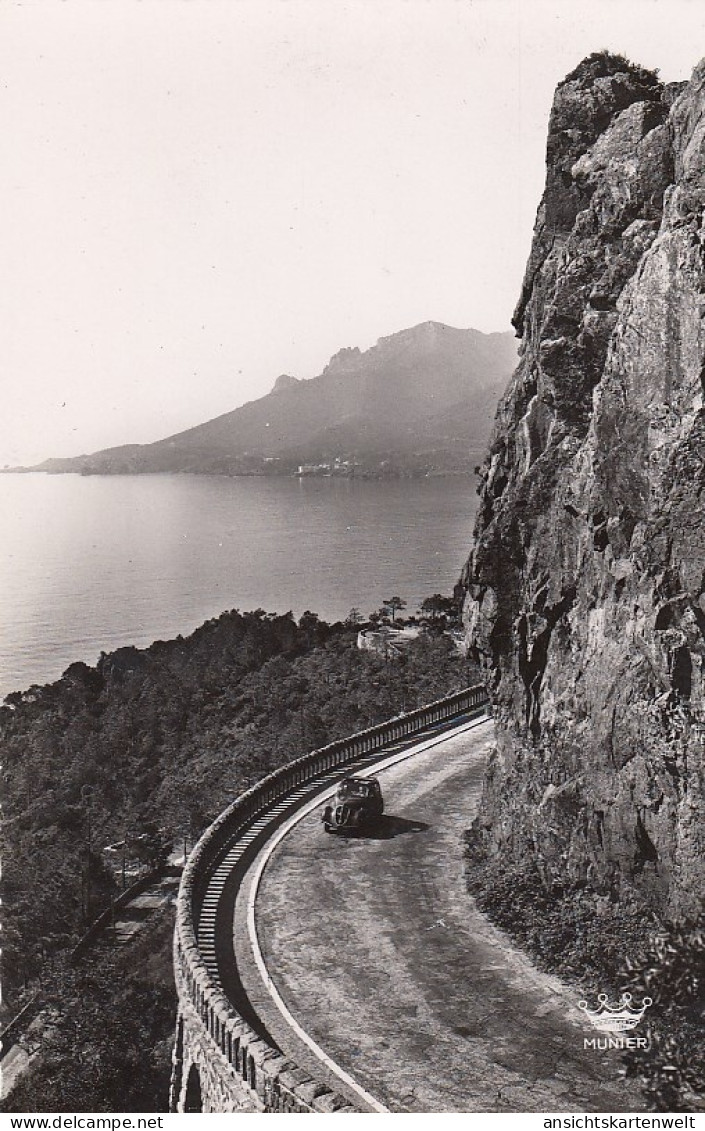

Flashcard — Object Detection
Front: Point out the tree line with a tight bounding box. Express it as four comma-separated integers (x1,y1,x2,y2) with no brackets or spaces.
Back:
1,600,475,1022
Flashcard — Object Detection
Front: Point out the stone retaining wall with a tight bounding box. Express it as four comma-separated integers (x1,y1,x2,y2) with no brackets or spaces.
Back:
171,684,489,1112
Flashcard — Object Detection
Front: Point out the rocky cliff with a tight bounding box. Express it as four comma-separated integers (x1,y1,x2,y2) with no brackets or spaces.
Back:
461,52,705,920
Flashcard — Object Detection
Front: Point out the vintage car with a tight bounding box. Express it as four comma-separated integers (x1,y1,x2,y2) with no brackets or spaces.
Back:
322,775,384,833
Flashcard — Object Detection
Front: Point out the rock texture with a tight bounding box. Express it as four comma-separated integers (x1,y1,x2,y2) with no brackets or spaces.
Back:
461,52,705,920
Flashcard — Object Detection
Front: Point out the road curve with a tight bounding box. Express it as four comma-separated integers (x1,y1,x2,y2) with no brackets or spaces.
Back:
235,721,646,1113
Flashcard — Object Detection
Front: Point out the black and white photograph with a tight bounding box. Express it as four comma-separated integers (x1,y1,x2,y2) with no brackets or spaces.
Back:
2,0,705,1119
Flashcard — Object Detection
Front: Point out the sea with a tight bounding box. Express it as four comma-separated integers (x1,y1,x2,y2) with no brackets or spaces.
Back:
0,472,479,700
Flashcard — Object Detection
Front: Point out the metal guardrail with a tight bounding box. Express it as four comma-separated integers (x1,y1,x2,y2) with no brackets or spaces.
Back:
1,869,168,1066
70,866,161,962
0,994,42,1060
172,683,490,1112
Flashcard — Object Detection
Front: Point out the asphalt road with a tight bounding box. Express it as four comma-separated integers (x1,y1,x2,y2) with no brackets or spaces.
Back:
235,721,646,1113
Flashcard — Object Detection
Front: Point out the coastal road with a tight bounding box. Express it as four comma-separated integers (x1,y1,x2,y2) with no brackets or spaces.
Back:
235,720,646,1113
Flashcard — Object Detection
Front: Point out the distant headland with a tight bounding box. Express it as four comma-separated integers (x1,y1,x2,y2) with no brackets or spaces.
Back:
11,322,517,479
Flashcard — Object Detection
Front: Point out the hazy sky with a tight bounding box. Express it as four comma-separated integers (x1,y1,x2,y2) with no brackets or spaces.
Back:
4,0,705,466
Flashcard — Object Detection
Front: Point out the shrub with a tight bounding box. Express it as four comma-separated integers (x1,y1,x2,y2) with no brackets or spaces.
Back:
463,834,705,1110
620,918,705,1111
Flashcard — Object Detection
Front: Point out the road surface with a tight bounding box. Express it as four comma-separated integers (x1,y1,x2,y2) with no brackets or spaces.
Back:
235,720,646,1113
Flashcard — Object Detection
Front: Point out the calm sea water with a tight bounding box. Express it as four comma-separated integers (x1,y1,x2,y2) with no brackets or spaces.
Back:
0,473,478,699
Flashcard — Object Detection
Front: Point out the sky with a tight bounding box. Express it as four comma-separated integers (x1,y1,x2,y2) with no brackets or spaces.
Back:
4,0,705,467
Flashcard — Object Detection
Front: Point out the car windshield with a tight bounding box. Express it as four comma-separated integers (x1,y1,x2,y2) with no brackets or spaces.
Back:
339,780,372,798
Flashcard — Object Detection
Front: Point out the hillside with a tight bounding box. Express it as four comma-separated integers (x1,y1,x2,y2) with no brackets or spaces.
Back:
27,322,517,477
0,606,471,1015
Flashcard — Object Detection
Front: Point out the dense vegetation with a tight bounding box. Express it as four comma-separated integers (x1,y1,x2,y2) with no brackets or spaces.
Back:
1,908,176,1113
563,49,661,89
1,605,473,1022
464,836,705,1112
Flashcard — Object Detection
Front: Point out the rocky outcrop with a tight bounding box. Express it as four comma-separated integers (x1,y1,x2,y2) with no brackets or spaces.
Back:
461,52,705,920
271,374,301,394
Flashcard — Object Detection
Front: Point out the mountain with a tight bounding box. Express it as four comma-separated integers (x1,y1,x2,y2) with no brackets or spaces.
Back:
28,322,517,478
461,52,705,920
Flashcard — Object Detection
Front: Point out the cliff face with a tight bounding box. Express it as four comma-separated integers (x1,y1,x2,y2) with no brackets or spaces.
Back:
461,53,705,919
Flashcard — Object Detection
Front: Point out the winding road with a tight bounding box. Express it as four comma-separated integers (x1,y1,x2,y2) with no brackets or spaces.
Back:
232,719,646,1113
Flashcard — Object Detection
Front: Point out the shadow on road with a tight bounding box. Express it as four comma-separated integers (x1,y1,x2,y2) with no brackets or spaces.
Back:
349,814,430,839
